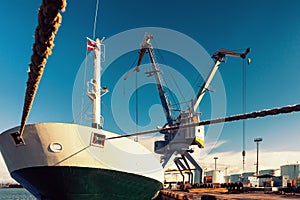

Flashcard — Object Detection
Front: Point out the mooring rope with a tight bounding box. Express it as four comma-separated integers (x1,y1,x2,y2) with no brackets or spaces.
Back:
107,103,300,140
19,0,67,137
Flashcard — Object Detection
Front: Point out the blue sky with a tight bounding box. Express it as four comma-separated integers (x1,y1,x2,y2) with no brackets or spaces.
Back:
1,0,300,181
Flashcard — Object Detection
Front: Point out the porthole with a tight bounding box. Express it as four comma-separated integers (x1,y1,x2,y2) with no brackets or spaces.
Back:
49,142,63,152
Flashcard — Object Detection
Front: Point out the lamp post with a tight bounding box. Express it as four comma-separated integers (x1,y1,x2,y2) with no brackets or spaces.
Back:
214,157,218,171
254,137,263,176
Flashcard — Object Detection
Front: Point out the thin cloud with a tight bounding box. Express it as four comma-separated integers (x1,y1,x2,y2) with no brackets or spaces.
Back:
197,149,300,175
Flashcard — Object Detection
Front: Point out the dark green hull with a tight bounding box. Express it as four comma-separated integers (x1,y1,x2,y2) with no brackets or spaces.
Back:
11,166,162,200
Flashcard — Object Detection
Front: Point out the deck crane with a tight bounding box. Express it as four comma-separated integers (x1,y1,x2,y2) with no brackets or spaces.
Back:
125,34,250,184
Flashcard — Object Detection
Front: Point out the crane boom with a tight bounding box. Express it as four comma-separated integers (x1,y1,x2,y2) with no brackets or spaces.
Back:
192,48,250,112
125,34,174,126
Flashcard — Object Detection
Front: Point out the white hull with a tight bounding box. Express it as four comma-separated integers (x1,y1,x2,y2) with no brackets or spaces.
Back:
0,123,164,199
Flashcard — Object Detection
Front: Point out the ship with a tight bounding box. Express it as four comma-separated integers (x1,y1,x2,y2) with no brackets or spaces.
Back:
0,4,164,198
0,123,163,199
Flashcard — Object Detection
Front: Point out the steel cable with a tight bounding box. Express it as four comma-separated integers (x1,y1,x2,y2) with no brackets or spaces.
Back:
107,103,300,140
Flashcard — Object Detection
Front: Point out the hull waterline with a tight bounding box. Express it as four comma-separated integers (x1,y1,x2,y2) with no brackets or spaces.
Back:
12,166,162,200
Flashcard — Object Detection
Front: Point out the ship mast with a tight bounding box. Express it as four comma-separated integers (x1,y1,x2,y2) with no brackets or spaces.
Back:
87,37,106,129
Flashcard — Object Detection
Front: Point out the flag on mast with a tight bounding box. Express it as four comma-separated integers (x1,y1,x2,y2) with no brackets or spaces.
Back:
87,41,96,51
